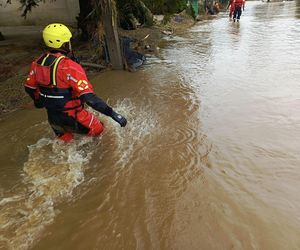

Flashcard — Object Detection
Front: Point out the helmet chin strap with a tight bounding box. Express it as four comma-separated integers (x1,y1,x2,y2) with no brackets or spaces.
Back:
54,41,71,55
69,42,77,60
51,41,78,62
68,41,72,53
68,41,80,63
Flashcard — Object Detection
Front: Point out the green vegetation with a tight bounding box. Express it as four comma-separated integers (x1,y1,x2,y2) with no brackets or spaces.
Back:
142,0,188,14
15,0,48,17
116,0,153,29
2,0,195,40
6,0,191,30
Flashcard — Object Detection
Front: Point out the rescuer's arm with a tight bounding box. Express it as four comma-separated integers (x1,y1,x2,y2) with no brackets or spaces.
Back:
226,1,230,9
24,63,44,108
24,86,44,108
80,93,127,127
65,59,127,127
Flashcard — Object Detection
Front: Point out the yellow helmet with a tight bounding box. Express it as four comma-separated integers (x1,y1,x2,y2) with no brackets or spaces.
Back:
42,23,72,49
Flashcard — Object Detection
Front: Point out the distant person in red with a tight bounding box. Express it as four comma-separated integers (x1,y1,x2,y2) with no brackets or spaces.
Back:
227,0,235,20
24,23,127,142
233,0,245,22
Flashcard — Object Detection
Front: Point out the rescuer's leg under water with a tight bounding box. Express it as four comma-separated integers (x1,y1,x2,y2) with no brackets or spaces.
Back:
233,6,242,22
47,110,104,142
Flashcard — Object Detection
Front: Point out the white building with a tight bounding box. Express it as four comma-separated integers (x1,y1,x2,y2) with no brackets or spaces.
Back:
0,0,80,26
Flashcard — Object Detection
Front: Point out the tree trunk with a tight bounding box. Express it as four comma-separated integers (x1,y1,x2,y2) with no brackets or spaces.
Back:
77,0,94,41
100,0,123,70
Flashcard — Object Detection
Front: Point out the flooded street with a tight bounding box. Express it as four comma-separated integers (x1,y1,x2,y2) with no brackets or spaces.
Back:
1,1,300,249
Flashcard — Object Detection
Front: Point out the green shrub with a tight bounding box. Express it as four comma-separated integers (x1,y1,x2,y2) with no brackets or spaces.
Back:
142,0,188,14
117,0,153,29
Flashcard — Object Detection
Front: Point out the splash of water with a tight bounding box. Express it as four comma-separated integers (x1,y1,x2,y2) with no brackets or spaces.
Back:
0,136,94,250
111,98,159,168
0,99,160,249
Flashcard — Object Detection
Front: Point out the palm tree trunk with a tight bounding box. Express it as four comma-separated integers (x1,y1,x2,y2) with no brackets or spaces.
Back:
100,0,123,70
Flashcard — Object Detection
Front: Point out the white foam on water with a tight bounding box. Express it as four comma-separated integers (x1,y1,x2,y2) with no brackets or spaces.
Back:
109,98,159,168
0,136,95,250
0,195,24,206
1,100,158,249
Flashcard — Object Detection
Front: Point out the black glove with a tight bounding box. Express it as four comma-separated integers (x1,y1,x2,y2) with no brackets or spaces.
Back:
34,99,44,109
111,110,127,127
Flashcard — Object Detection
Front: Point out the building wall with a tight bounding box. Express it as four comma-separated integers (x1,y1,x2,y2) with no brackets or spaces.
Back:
0,0,80,26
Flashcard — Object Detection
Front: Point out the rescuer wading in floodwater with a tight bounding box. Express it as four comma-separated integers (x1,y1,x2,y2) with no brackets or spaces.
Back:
24,23,127,142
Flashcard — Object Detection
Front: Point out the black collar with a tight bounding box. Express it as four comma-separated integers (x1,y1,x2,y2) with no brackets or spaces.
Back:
49,49,68,55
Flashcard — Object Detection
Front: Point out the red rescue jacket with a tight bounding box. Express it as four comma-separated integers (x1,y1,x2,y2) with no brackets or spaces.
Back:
25,52,94,112
234,0,245,8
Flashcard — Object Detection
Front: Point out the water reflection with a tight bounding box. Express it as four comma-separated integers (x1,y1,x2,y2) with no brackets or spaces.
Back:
164,0,300,248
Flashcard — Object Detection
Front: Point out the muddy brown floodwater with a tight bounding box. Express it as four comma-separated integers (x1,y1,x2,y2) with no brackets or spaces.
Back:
1,1,300,249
